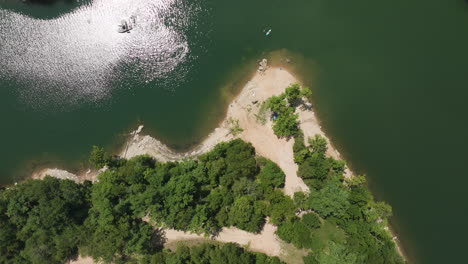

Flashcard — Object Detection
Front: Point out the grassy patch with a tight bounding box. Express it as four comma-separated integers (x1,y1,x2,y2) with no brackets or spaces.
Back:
164,239,220,251
255,101,268,125
227,117,244,136
279,241,309,264
309,220,347,253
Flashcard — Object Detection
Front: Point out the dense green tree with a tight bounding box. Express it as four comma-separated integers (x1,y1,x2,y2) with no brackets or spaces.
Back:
293,191,309,211
297,152,328,181
89,145,112,169
266,95,288,114
309,177,350,219
156,243,284,264
300,87,313,98
345,174,367,188
202,139,259,187
272,108,299,138
265,90,300,138
0,189,23,263
373,201,393,219
293,135,309,164
276,220,313,249
204,187,234,230
228,196,265,233
161,161,204,229
0,177,89,264
264,189,297,225
232,177,261,198
285,83,301,105
308,135,328,154
257,158,285,188
80,157,160,262
302,213,321,229
303,254,319,264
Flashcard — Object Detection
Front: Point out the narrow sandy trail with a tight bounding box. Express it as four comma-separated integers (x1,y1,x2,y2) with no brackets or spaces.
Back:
164,222,282,256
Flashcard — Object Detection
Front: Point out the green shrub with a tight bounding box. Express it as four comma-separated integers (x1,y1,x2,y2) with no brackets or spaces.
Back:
227,118,244,136
266,94,299,138
293,135,309,164
276,220,313,249
266,95,288,114
285,83,301,105
302,213,322,229
308,178,350,219
264,189,297,225
257,159,285,188
308,135,328,154
228,196,265,233
297,152,328,181
272,109,299,138
293,192,309,210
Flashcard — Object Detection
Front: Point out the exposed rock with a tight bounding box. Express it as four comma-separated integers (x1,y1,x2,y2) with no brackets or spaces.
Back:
258,58,268,73
33,168,80,182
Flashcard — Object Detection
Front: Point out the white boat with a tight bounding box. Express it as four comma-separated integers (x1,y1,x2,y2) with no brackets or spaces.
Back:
118,15,136,33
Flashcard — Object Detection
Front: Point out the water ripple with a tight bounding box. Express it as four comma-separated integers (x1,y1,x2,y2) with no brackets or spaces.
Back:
0,0,195,109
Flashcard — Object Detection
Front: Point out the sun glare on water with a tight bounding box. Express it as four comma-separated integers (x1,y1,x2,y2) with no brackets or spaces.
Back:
0,0,194,108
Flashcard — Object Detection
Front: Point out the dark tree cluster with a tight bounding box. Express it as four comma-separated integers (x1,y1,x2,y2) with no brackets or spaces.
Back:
144,242,284,264
265,83,313,138
0,177,89,263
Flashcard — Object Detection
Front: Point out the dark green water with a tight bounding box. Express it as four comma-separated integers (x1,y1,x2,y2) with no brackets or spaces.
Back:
2,0,468,263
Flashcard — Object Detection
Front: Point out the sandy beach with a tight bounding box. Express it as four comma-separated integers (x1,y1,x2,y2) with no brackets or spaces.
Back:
117,66,351,195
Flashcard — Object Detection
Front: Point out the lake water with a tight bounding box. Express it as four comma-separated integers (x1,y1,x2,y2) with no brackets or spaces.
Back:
1,0,468,263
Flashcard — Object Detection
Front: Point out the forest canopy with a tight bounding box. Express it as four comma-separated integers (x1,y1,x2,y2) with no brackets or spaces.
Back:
0,130,404,263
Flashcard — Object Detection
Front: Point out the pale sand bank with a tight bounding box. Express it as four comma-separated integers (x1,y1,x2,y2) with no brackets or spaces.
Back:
120,66,350,195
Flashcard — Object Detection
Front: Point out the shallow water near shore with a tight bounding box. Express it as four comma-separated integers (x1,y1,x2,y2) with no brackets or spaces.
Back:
1,0,468,263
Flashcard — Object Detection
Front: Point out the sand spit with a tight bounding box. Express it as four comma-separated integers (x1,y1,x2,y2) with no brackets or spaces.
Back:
35,66,344,196
120,66,351,195
121,67,313,196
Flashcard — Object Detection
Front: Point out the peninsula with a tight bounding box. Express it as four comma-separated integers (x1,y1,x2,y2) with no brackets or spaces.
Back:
4,63,406,264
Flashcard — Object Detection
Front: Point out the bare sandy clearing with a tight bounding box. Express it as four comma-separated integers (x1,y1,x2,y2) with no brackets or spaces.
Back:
164,222,282,256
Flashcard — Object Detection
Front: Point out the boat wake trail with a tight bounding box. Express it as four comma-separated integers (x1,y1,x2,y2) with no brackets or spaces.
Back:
0,0,198,109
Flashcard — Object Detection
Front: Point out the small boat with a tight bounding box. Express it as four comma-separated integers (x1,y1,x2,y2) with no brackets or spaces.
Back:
118,16,136,33
265,29,272,36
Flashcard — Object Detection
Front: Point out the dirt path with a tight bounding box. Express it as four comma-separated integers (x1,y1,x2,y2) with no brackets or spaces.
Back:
164,221,282,256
